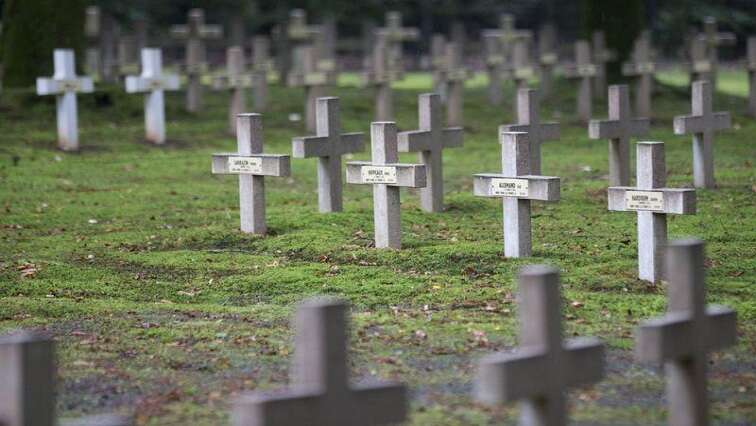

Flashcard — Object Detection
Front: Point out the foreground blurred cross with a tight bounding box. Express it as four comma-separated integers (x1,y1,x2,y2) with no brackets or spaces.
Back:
213,47,252,135
635,239,737,426
622,33,656,118
473,131,560,258
502,88,560,175
212,114,291,234
292,97,365,213
398,93,463,212
673,80,731,189
589,84,650,186
125,48,180,144
346,122,427,249
563,41,596,123
36,49,94,151
475,265,605,426
608,142,696,282
232,297,407,426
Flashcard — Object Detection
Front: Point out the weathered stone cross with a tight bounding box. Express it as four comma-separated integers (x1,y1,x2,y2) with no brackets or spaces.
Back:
441,42,469,127
537,23,558,97
502,88,560,175
430,34,449,101
608,142,697,282
699,16,736,87
36,49,94,151
589,84,650,186
688,36,712,83
747,37,756,117
475,265,605,425
346,122,427,249
376,11,419,79
563,40,596,122
292,97,365,213
363,34,398,121
673,80,732,189
512,38,535,90
484,13,533,60
251,36,272,112
213,47,253,135
232,297,407,426
621,33,655,118
398,93,464,213
482,32,507,106
84,5,101,78
170,8,223,113
212,114,291,234
125,48,180,145
287,9,322,84
591,30,616,99
473,131,560,258
635,238,737,426
288,45,330,132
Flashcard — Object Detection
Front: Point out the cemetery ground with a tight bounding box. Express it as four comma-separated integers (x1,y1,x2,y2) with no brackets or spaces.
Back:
1,73,754,425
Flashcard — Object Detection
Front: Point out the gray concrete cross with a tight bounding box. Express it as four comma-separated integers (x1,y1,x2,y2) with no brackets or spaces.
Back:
475,265,605,426
251,36,272,112
563,41,596,122
473,131,560,258
591,30,616,99
363,34,398,121
635,238,737,426
700,16,736,87
84,6,101,77
292,97,365,213
688,37,713,83
232,297,407,426
502,88,560,175
376,11,419,79
589,85,650,186
482,33,508,106
673,80,732,189
213,47,253,135
431,34,449,101
622,33,656,118
538,23,558,97
212,114,291,234
288,45,330,132
747,37,756,117
441,42,469,126
512,38,535,90
398,93,464,212
608,142,697,282
346,122,427,249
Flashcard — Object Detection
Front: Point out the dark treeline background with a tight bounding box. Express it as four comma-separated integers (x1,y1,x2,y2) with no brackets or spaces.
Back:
1,0,755,87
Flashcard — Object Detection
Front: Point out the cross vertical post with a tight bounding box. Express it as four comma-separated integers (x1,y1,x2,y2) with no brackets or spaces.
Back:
622,33,656,118
747,37,756,117
444,42,468,127
538,23,558,97
482,33,506,106
701,16,736,88
0,332,56,426
251,36,271,112
592,30,615,99
502,88,560,175
563,41,596,122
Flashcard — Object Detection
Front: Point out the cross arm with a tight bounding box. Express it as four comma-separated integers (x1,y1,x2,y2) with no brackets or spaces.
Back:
621,62,655,76
125,75,180,93
212,153,291,177
37,77,94,95
287,72,328,87
561,64,597,78
231,390,322,426
473,174,560,201
503,123,560,141
588,118,649,139
673,112,731,135
562,337,605,387
397,130,432,153
339,132,366,156
345,162,426,188
474,347,548,403
351,382,408,425
211,75,253,90
442,127,464,148
607,187,696,214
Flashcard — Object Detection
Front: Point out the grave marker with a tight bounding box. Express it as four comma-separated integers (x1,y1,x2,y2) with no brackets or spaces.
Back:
84,6,101,78
212,114,291,234
483,14,533,66
292,97,365,213
213,47,252,135
398,93,464,212
287,9,322,86
688,37,712,83
482,33,507,106
538,23,558,97
608,142,696,282
125,48,180,145
502,88,560,175
564,41,596,122
700,16,736,87
622,33,656,118
442,42,469,127
636,239,737,426
673,80,732,189
251,36,271,112
232,297,407,425
363,34,397,121
473,131,560,258
747,37,756,117
475,265,605,425
36,49,94,151
589,85,650,186
591,30,615,99
431,34,448,101
288,45,330,132
512,38,535,90
346,122,427,249
376,11,419,79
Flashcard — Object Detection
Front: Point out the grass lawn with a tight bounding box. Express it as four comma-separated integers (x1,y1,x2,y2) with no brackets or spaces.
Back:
1,71,754,425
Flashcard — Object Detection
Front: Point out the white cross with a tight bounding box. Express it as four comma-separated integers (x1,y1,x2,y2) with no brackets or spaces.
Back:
635,239,737,426
673,80,731,189
346,122,427,249
589,84,650,186
363,34,397,121
213,47,253,135
563,41,596,122
232,297,407,426
748,36,756,117
398,93,464,212
473,131,560,258
608,142,697,282
36,49,94,151
292,97,365,213
125,48,180,145
502,88,560,175
212,114,291,234
475,265,605,426
621,34,655,118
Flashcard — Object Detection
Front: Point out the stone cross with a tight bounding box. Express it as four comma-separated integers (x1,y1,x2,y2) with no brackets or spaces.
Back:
36,49,94,151
170,8,223,113
430,34,448,101
473,131,560,258
363,34,397,121
591,30,616,99
673,80,732,189
398,93,464,213
483,13,533,63
538,23,558,97
251,36,271,112
474,265,605,425
125,48,180,145
589,85,650,186
213,47,252,135
84,6,101,78
563,41,596,122
376,11,419,79
688,36,712,83
501,88,560,175
482,33,507,106
212,114,291,234
442,42,469,127
621,34,656,118
747,37,756,117
287,9,322,84
288,45,330,132
635,239,737,426
700,16,736,87
512,38,534,90
232,297,407,425
292,97,365,213
608,142,697,282
346,122,427,249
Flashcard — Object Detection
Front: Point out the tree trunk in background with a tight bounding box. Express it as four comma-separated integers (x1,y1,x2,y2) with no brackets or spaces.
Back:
1,0,86,88
580,0,644,83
